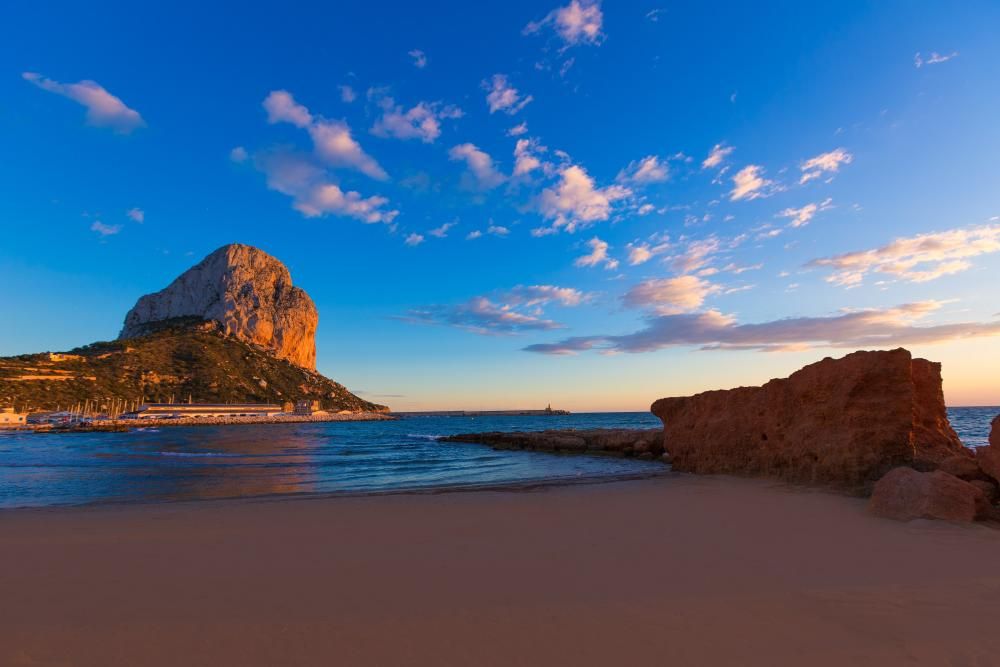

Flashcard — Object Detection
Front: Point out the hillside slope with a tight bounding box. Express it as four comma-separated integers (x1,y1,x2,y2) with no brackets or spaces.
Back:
0,318,386,413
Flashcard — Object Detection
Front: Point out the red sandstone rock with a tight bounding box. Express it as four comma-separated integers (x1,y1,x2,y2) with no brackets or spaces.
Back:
976,415,1000,484
651,349,966,490
868,468,986,522
441,429,663,457
937,453,985,481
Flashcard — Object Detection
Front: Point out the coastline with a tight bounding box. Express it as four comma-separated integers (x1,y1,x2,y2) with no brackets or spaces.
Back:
16,411,394,432
3,475,998,666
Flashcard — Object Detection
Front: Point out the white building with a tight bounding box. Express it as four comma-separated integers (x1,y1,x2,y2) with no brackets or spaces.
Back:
0,407,27,427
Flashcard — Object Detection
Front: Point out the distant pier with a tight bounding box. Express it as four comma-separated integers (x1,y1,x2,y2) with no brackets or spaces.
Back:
392,407,570,417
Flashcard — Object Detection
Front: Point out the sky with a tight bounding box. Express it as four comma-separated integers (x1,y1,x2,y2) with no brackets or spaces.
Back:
2,0,999,411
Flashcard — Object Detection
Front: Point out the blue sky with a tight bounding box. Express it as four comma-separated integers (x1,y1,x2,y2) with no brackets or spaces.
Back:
2,0,999,410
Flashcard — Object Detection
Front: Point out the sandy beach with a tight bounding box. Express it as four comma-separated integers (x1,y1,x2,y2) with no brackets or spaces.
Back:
3,475,999,666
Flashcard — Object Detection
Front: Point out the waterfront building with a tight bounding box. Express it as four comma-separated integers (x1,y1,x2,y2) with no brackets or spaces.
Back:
0,407,27,427
128,403,283,419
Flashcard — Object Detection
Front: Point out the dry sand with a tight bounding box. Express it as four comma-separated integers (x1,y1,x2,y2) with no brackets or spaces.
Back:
2,475,999,666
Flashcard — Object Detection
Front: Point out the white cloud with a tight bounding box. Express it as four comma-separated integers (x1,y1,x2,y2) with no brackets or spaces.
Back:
702,143,734,169
339,85,357,103
574,236,618,270
449,143,505,189
524,301,1000,355
408,49,428,68
502,284,590,307
623,276,720,314
628,244,653,266
617,155,669,185
539,165,630,232
90,221,121,236
126,207,144,223
799,148,852,184
487,224,510,236
371,96,462,144
778,198,833,228
429,221,457,238
264,90,388,180
23,72,145,134
730,165,774,201
483,74,533,115
669,236,722,273
513,138,547,176
255,149,397,224
230,146,249,163
524,0,605,48
263,90,313,128
466,230,483,240
507,122,529,137
914,51,958,68
405,233,424,246
808,223,1000,287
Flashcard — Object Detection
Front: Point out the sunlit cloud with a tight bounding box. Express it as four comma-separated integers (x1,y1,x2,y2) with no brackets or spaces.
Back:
90,221,122,236
525,301,1000,354
778,198,833,228
622,276,720,314
339,85,357,103
702,143,734,169
126,207,144,223
449,143,506,189
808,223,1000,287
507,122,529,137
799,148,852,184
263,90,388,180
730,165,775,201
524,0,604,48
428,221,457,238
483,74,533,115
574,236,618,270
405,233,424,246
617,155,669,185
23,72,145,134
513,138,547,176
370,94,462,143
254,149,397,224
538,165,630,233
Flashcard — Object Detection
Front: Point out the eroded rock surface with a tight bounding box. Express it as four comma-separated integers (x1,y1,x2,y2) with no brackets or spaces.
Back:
651,349,966,490
976,415,1000,484
868,467,987,522
120,244,318,369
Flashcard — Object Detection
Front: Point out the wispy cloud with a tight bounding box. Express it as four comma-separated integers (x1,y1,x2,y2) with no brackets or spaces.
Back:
400,284,591,335
408,49,428,68
263,90,388,180
507,122,529,137
483,74,533,115
808,223,1000,287
513,138,547,176
525,301,1000,354
449,143,506,189
126,207,144,223
370,94,462,143
230,146,249,163
339,85,357,103
23,72,145,134
702,143,734,170
914,51,958,68
405,233,424,246
254,149,397,224
617,155,669,185
428,221,457,238
622,276,720,314
524,0,605,48
778,198,833,228
799,148,852,184
90,221,122,236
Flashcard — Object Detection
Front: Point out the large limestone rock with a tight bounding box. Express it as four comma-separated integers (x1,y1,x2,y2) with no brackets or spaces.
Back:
651,349,966,490
868,467,987,522
120,244,318,369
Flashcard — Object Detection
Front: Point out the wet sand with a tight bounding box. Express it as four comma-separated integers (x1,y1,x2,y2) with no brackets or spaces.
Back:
2,475,999,666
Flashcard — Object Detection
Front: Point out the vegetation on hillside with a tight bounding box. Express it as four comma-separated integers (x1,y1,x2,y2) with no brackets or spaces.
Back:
0,318,387,414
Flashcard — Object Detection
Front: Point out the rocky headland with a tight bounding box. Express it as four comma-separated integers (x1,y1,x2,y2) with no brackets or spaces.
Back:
0,244,384,414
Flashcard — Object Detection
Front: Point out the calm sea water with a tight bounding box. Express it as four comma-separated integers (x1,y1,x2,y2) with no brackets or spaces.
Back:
0,408,995,509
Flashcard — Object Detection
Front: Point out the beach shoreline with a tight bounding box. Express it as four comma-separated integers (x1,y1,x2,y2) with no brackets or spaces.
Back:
3,475,999,666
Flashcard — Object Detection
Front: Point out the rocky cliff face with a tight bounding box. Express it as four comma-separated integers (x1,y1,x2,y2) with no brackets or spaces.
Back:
120,244,318,369
651,349,967,490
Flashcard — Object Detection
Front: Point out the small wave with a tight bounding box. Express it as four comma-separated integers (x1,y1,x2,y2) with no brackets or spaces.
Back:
406,433,444,441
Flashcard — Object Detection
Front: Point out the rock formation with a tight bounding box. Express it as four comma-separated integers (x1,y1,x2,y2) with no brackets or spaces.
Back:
868,467,988,522
976,415,1000,484
651,349,967,490
441,429,664,459
120,244,318,369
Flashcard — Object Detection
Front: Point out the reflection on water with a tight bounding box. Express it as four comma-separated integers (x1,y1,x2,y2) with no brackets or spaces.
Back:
0,408,994,509
0,413,665,508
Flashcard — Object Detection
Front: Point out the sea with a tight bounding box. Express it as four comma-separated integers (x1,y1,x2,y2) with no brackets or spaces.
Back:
0,408,996,509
